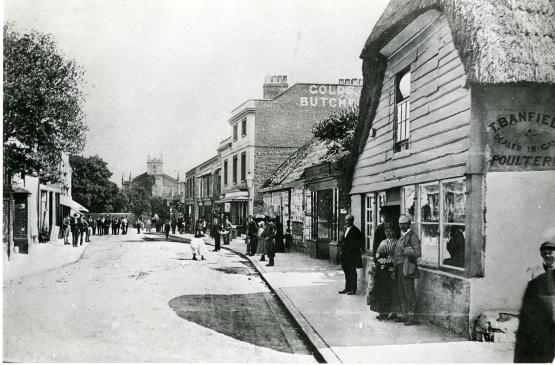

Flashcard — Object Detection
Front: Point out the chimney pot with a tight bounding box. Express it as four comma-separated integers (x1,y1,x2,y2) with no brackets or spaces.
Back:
339,79,344,85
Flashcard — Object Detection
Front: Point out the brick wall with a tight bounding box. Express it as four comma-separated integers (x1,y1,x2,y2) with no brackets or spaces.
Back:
253,147,298,213
255,83,361,148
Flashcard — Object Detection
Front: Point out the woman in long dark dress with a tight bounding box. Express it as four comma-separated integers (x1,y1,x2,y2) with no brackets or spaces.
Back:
369,223,397,320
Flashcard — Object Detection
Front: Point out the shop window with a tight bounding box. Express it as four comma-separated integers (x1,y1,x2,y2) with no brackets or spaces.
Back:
305,191,312,240
232,155,237,184
241,118,247,137
223,160,228,186
417,178,466,270
394,68,411,153
316,189,333,240
233,124,238,141
240,152,246,181
441,179,466,269
419,182,440,266
401,185,416,218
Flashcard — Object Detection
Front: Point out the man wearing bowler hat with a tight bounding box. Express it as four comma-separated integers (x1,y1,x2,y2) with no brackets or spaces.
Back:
515,239,555,363
339,214,363,295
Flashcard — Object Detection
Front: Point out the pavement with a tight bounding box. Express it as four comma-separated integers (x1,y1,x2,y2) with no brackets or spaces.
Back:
166,231,515,363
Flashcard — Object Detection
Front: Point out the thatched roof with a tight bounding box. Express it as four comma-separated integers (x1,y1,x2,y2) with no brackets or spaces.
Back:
263,139,333,188
361,0,555,85
347,0,555,193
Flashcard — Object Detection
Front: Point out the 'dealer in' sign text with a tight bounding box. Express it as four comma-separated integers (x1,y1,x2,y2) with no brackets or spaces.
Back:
299,85,359,108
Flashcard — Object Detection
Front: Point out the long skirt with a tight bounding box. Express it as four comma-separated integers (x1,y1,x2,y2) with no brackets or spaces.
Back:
256,237,266,255
369,265,395,314
191,237,208,258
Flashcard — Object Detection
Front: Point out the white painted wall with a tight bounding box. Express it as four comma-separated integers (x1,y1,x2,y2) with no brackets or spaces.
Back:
469,170,555,319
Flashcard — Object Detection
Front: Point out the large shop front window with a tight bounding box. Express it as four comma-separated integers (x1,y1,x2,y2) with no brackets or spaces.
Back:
418,178,466,270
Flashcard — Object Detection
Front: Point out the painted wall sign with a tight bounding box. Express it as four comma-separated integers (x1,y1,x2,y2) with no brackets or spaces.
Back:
487,110,555,171
299,85,359,108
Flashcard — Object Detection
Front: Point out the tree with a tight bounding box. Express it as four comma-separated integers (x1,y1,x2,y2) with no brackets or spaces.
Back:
149,196,170,221
3,24,87,182
125,186,151,217
312,104,359,170
69,155,121,212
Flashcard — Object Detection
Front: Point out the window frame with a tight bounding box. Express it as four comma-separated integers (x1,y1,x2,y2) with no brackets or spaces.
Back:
241,118,247,137
393,67,411,153
232,155,238,184
240,152,246,182
233,124,238,141
223,160,228,186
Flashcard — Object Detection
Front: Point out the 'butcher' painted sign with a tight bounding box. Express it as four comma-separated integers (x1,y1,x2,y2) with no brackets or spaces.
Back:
488,111,555,171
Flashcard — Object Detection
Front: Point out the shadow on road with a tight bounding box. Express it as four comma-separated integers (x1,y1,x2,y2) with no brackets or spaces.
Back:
168,293,312,355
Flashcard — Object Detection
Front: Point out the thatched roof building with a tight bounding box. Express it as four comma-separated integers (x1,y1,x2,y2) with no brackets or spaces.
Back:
350,0,555,182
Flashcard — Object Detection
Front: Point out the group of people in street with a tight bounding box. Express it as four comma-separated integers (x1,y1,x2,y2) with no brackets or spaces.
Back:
62,214,132,247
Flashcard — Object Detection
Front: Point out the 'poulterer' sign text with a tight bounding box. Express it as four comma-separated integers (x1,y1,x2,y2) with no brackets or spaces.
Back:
488,111,555,171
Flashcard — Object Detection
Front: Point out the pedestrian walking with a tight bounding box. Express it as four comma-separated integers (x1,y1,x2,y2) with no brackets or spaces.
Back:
514,240,555,363
256,220,266,261
339,214,363,295
62,215,70,245
246,215,258,256
96,217,102,236
392,214,421,326
70,213,80,247
191,220,208,260
164,219,171,240
369,223,397,320
211,217,221,252
222,216,232,245
121,216,128,234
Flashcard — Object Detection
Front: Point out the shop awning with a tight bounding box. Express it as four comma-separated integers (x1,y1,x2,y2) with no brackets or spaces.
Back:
215,197,248,203
60,195,89,213
215,191,248,203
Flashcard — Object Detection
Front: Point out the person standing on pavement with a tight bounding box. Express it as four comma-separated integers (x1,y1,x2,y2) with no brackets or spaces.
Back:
264,217,277,267
62,215,70,245
211,217,222,252
85,216,92,242
284,222,293,253
339,214,363,295
256,220,267,261
136,218,142,234
191,220,208,260
70,213,80,247
392,214,421,326
369,223,397,320
164,219,171,240
247,215,258,256
104,215,111,235
274,215,284,253
121,216,128,235
514,240,555,363
222,216,232,245
171,218,177,235
78,216,88,246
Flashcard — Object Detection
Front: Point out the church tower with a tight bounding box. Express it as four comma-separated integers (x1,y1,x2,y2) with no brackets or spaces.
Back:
147,155,163,175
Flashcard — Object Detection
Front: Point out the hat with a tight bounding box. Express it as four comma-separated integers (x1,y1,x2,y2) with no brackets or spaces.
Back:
540,240,555,251
399,215,411,224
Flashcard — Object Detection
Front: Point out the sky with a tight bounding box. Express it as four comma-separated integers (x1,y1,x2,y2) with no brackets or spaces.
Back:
5,0,390,185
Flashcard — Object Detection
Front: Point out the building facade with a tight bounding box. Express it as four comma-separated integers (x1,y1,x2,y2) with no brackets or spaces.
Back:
349,1,555,336
219,75,362,228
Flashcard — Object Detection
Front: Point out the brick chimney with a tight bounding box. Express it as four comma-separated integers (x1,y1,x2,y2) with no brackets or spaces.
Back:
263,75,288,99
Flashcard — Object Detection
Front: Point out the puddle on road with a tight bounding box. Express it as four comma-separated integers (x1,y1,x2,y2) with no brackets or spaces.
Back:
168,293,312,355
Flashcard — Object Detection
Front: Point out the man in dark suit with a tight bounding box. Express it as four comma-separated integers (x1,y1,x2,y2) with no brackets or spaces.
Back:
514,240,555,363
339,214,363,295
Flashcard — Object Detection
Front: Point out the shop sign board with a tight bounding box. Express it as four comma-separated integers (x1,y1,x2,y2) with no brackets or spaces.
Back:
487,110,555,171
299,85,359,108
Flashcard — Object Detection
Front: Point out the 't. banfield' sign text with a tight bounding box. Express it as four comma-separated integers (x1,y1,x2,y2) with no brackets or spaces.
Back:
488,110,555,171
299,85,359,108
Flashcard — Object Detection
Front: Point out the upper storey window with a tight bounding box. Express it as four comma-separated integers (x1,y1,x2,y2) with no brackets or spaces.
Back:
233,124,238,141
394,68,411,153
241,118,247,137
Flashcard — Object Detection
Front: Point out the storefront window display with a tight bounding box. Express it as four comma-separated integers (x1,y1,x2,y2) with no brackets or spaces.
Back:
305,190,312,240
417,178,466,270
365,193,375,251
419,182,440,266
402,185,416,218
441,179,466,269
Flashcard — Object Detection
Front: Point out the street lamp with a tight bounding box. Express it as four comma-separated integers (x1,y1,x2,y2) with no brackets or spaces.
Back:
246,171,254,216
